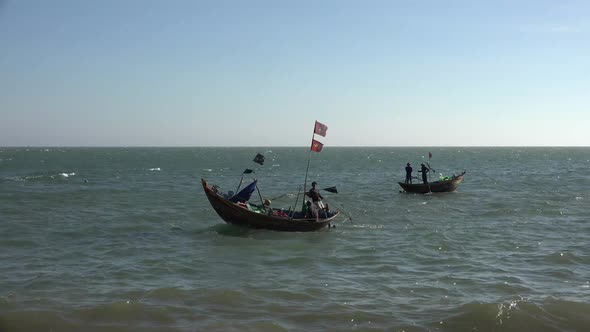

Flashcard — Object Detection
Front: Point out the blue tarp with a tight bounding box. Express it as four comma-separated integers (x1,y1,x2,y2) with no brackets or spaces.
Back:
230,180,257,203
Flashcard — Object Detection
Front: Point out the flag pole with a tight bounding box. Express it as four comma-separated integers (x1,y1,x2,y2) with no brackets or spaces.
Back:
235,175,244,195
301,128,315,211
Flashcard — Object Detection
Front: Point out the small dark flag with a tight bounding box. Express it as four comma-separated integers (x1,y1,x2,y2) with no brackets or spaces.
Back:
322,186,338,193
253,153,265,165
428,152,432,159
243,169,254,174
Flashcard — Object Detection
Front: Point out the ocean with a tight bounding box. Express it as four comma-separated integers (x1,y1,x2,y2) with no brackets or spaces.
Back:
0,147,589,332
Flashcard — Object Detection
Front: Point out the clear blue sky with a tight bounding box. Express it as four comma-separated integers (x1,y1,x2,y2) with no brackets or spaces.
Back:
1,0,588,146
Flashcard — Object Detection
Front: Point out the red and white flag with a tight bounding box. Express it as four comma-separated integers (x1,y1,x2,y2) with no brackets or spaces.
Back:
311,139,324,152
314,121,328,137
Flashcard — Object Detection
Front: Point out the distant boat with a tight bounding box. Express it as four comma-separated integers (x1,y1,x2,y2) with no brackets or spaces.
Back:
398,171,466,194
202,178,339,231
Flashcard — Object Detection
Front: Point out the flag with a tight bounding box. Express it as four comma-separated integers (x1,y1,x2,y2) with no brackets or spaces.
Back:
311,139,324,152
428,152,432,159
243,169,254,174
314,121,328,137
253,153,265,165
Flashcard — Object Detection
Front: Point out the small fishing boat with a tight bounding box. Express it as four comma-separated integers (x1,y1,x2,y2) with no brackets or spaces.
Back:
202,178,339,231
398,171,466,194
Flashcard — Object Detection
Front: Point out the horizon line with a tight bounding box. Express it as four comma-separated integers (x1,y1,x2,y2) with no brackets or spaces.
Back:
2,145,589,148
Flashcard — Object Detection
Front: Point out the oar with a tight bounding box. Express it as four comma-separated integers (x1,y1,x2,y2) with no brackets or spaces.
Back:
426,153,434,192
423,169,432,193
268,186,337,201
416,170,432,193
426,163,436,173
268,192,295,201
322,198,353,224
322,186,338,193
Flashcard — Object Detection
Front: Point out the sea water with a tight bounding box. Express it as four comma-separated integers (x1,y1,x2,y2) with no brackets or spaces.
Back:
1,147,589,331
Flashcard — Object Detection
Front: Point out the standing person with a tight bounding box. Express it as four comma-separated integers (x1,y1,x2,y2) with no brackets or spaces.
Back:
405,163,413,184
419,163,429,184
306,181,325,210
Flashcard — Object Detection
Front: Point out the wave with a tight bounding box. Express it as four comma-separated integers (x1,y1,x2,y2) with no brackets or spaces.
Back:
148,168,161,171
3,171,77,182
59,172,76,178
2,287,590,332
439,298,590,331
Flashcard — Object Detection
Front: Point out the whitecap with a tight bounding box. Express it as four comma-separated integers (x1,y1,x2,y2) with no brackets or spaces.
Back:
575,197,583,200
59,173,69,178
272,164,280,167
6,176,25,182
203,169,213,172
149,168,161,171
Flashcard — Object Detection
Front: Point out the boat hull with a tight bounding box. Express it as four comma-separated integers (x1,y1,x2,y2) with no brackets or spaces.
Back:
202,178,338,231
398,172,465,194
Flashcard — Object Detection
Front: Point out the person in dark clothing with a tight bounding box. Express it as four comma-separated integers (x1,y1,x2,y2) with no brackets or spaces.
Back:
306,181,325,209
405,163,413,184
418,163,429,184
305,200,319,219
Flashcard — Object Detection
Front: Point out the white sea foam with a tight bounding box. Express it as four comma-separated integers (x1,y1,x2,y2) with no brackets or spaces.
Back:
59,172,76,178
203,169,213,172
6,176,25,182
149,168,161,171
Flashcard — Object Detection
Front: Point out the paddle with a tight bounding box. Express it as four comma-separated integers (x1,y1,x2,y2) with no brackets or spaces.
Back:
426,152,434,193
268,186,337,201
415,166,432,193
322,198,353,224
322,186,338,193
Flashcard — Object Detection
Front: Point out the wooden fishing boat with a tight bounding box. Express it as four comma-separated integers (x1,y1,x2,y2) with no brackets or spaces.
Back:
398,171,466,194
202,178,339,231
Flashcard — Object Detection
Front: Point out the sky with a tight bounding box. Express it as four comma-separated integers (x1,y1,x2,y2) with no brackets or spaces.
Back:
0,0,589,147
